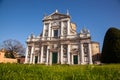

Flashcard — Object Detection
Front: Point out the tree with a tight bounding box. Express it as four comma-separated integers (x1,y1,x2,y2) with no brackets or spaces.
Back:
1,39,25,58
101,27,120,63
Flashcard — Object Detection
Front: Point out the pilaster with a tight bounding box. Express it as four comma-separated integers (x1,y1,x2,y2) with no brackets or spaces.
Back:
57,49,60,64
71,55,73,65
46,46,49,65
30,46,34,64
67,20,70,35
40,46,43,63
48,23,51,40
33,54,35,64
37,53,40,63
67,44,70,64
49,51,52,65
88,43,93,64
42,23,45,40
61,45,63,64
25,46,28,63
52,28,54,37
78,53,80,64
61,21,63,38
80,43,84,64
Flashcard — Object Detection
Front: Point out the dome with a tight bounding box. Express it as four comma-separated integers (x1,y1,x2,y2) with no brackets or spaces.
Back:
80,27,90,34
30,33,35,38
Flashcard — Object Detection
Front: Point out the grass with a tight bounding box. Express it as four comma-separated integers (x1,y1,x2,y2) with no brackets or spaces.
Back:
0,63,120,80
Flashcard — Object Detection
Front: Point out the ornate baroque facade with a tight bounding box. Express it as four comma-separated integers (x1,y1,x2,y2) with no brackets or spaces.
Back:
25,10,100,65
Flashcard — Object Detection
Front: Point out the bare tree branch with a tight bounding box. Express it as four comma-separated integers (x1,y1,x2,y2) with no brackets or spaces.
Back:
0,39,25,58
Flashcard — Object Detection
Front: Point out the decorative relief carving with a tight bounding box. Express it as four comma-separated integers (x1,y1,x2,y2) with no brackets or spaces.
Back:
71,48,78,52
44,29,48,37
63,44,67,57
28,46,32,57
83,43,89,57
63,21,67,35
63,27,67,35
50,44,58,51
52,15,59,19
51,21,60,26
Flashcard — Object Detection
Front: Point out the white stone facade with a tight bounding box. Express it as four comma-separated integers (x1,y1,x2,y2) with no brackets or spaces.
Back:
25,10,99,65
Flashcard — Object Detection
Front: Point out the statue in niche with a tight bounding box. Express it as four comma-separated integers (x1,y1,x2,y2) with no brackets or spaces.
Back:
63,27,67,35
44,29,48,36
54,44,58,49
63,45,67,56
44,46,47,53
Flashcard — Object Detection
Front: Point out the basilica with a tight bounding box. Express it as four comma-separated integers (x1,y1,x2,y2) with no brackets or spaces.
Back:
25,10,100,65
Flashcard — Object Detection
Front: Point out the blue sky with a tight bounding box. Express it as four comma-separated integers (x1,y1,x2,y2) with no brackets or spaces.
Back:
0,0,120,50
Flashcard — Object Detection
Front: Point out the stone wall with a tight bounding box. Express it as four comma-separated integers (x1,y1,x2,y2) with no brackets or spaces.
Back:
0,49,17,63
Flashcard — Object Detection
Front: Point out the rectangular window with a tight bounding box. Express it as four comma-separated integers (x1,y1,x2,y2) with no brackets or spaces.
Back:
54,30,58,37
83,43,88,47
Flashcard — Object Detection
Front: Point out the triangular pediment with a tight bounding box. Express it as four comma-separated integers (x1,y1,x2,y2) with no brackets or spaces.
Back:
43,12,70,21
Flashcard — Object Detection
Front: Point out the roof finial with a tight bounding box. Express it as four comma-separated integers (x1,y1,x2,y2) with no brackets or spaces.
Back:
67,9,69,15
44,13,46,16
55,9,58,13
81,26,90,34
43,13,47,18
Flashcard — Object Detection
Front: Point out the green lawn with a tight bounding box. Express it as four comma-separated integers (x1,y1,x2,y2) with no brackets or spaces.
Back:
0,63,120,80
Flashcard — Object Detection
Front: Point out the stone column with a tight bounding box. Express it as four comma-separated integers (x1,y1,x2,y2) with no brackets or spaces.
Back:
78,53,80,64
37,53,40,63
33,54,35,64
30,46,34,64
57,49,59,64
71,55,73,65
88,43,93,64
61,45,63,64
67,44,70,64
52,29,54,37
49,51,52,65
80,43,84,64
46,46,49,65
70,53,72,64
25,46,28,63
40,46,43,63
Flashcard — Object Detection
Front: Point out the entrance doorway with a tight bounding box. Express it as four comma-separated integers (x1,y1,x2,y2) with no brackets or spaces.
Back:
52,52,58,64
73,55,78,64
35,56,38,64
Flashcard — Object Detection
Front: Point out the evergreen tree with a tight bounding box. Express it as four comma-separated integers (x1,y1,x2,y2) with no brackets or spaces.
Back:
101,27,120,63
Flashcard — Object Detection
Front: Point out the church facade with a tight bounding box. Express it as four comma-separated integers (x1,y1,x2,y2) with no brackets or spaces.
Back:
25,10,100,65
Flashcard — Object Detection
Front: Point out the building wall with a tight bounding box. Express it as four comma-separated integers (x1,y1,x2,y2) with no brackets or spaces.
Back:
0,49,17,63
91,42,100,55
17,57,25,64
25,10,99,65
91,42,101,62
